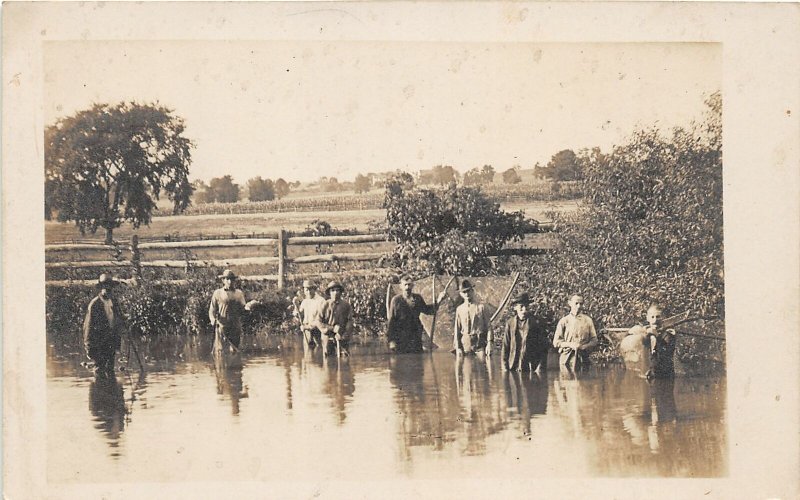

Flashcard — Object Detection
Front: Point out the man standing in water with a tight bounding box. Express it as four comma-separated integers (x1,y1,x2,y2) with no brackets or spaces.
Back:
453,280,493,357
628,304,677,379
501,293,550,372
209,269,248,352
83,273,124,377
553,294,598,370
387,275,447,353
318,281,354,357
292,279,326,349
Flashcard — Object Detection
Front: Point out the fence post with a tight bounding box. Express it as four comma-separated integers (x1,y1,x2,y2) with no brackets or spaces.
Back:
130,235,141,286
277,228,287,289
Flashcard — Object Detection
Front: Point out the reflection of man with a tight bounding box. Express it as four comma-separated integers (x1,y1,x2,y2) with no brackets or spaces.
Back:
214,355,246,416
387,275,446,353
553,294,598,370
88,375,127,444
453,280,492,356
83,273,124,377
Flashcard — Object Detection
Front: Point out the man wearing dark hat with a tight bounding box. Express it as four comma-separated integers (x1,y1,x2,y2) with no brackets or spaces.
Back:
292,279,326,348
318,280,354,357
209,269,248,351
387,275,447,353
83,273,124,376
501,293,550,372
453,280,492,356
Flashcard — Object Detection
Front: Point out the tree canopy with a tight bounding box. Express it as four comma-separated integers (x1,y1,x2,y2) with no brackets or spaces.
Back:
247,176,275,202
45,102,194,243
521,92,723,332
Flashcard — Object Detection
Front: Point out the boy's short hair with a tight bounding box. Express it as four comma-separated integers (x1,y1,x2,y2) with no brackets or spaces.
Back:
569,294,583,303
647,303,664,313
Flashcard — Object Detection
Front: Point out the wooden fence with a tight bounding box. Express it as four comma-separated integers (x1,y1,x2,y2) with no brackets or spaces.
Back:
45,224,555,288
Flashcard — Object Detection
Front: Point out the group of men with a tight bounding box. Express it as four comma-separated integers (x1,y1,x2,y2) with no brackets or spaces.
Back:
82,270,676,379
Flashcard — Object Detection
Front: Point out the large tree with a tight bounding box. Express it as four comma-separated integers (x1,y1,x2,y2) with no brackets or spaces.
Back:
274,178,290,199
208,175,240,203
45,102,194,243
246,176,275,202
353,173,371,194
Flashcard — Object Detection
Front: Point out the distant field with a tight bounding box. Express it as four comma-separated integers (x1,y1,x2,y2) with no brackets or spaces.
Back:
45,200,579,244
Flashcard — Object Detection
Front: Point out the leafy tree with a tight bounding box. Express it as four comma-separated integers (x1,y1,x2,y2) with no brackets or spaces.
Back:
247,176,275,202
323,177,341,192
274,178,290,199
480,164,496,183
208,175,240,203
193,180,216,204
463,165,495,186
502,167,521,184
45,102,194,244
432,165,458,185
543,149,581,181
354,173,372,193
521,92,723,338
384,184,531,275
382,171,415,207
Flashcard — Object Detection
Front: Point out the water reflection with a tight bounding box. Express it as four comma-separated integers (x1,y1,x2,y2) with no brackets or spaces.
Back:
48,334,727,481
88,375,127,456
323,356,355,424
213,352,247,416
502,371,548,437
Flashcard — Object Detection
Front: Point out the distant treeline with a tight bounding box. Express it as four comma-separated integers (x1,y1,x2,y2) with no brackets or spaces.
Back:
153,181,582,217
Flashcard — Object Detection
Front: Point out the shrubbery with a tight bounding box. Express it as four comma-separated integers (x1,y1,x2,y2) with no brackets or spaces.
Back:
383,183,534,275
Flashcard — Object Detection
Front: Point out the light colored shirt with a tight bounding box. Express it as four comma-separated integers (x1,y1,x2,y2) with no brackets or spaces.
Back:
100,296,115,328
209,288,247,326
453,300,491,351
553,313,597,348
299,295,326,327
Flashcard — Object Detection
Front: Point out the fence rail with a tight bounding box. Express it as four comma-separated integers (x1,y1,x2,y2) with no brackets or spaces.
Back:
46,226,554,287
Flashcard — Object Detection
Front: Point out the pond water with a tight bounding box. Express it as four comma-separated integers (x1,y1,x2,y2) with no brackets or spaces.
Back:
47,334,727,483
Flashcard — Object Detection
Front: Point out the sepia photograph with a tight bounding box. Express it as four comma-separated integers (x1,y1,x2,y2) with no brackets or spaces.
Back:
4,2,799,499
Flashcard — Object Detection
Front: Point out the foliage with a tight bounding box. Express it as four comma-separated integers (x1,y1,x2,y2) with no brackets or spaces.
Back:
383,183,531,275
274,178,290,199
502,167,521,184
246,176,275,202
522,92,723,332
353,174,372,194
463,165,495,186
45,101,194,244
206,175,241,203
419,165,459,186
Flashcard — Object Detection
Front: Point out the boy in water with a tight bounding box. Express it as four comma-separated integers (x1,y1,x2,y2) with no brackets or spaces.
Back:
553,294,598,370
501,293,550,372
318,281,354,357
629,304,677,379
293,279,326,349
453,280,492,357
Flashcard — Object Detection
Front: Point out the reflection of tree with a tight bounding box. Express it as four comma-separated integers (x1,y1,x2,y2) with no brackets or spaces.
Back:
213,352,247,416
88,375,127,456
322,357,354,425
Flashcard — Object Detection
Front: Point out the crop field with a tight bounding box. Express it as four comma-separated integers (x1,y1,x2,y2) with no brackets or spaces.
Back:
45,200,579,245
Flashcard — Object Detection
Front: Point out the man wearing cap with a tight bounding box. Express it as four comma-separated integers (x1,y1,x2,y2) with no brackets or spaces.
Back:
83,273,124,376
387,275,447,353
501,293,550,372
453,280,493,356
318,281,354,357
209,269,248,351
293,279,326,348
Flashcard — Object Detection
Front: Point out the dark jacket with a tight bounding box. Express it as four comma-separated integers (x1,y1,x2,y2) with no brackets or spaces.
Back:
501,315,549,371
387,293,435,345
83,295,122,354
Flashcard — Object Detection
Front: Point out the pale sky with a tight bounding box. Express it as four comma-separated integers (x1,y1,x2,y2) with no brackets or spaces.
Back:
44,41,720,183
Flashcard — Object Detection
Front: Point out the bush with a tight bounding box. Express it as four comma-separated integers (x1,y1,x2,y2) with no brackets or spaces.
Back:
383,183,533,275
516,93,723,359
